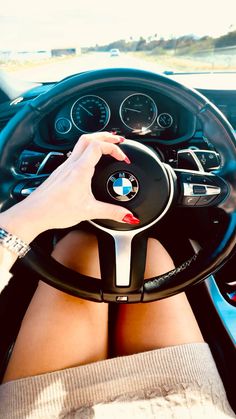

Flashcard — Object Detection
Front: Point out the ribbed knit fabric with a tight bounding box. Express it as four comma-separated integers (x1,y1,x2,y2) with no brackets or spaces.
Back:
0,343,235,418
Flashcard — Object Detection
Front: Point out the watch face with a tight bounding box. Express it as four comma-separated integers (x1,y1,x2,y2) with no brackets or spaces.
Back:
107,171,139,201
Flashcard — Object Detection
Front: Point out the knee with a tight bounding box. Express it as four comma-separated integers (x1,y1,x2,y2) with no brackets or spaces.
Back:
51,230,100,276
145,238,175,278
51,233,173,279
37,231,101,303
54,229,97,250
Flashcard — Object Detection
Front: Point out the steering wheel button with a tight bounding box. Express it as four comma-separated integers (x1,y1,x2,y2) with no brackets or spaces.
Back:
196,195,217,206
194,150,220,171
182,196,199,206
192,185,207,195
19,151,45,174
181,174,211,185
180,173,214,185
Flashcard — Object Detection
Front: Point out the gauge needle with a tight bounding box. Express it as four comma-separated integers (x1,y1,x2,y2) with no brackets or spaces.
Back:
79,104,93,116
123,107,142,113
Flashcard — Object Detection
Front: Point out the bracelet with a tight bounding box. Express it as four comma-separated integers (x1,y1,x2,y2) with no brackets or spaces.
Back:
0,228,31,258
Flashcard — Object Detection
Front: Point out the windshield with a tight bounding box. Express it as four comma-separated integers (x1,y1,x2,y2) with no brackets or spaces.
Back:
1,0,236,83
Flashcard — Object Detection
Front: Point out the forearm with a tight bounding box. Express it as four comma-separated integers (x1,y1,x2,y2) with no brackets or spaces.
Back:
0,134,133,293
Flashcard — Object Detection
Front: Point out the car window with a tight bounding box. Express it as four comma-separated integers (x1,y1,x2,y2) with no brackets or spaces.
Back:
0,0,236,82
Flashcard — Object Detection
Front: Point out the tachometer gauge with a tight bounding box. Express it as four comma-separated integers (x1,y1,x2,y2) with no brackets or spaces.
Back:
71,95,110,133
157,113,173,129
120,93,157,130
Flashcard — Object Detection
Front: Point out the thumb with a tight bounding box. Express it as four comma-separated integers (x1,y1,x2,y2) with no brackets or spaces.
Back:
92,201,140,225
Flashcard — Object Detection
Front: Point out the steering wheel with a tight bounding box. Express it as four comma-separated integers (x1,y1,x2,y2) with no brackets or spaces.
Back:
0,68,236,303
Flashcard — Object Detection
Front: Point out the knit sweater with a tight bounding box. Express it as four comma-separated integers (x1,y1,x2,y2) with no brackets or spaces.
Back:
0,343,235,418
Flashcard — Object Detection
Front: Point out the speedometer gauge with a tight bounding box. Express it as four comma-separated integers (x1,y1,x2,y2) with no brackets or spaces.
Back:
120,93,157,130
71,95,110,133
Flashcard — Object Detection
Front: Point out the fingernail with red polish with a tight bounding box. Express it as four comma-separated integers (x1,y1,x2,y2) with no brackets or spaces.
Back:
124,156,131,164
119,136,126,142
122,214,140,224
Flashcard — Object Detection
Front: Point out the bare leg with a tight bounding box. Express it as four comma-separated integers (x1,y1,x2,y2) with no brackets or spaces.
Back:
114,238,204,356
3,233,203,382
3,231,107,382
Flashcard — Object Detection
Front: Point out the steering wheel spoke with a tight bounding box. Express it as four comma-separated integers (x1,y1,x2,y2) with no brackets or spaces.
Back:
174,169,229,208
97,229,147,303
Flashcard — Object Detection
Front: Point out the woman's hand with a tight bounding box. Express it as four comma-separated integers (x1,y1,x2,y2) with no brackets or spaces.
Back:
0,133,139,243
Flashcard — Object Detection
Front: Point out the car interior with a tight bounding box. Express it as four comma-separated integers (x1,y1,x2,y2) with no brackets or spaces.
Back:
0,1,236,414
0,67,235,413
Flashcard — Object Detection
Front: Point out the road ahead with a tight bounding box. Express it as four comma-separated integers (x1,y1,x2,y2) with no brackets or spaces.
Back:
12,52,165,82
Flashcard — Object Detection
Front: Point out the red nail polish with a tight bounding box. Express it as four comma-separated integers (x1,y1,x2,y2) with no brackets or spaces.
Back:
119,136,126,142
122,214,140,224
124,156,131,164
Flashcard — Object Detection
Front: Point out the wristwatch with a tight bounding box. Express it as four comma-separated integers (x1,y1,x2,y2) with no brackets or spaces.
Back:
0,228,31,258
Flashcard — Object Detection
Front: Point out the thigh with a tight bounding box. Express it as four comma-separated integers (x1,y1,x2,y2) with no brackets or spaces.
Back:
3,231,108,382
114,238,204,356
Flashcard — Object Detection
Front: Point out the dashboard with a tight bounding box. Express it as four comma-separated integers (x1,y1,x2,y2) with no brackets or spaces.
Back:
43,88,195,147
0,72,236,177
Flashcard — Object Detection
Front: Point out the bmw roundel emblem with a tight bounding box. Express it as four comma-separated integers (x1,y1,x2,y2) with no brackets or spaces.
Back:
107,171,139,201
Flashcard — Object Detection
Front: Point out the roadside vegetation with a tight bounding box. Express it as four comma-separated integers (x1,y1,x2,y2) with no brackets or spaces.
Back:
1,30,236,73
0,54,80,73
89,30,236,71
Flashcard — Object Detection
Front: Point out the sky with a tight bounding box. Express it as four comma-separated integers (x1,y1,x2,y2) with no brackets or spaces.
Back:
0,0,236,50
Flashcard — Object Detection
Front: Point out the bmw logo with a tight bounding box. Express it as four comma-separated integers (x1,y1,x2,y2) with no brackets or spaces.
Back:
107,171,139,201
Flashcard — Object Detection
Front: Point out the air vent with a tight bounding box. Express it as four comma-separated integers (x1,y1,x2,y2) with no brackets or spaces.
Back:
0,118,10,131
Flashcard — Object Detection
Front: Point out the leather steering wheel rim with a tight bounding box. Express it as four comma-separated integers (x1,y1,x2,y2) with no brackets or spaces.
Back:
0,68,236,303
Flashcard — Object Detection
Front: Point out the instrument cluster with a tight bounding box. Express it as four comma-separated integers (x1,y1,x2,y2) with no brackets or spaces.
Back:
44,89,196,146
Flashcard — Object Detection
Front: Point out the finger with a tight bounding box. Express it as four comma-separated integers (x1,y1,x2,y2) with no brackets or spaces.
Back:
79,140,130,168
83,132,125,143
69,132,125,161
90,200,140,224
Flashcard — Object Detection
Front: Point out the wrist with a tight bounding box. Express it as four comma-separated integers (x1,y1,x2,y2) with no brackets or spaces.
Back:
0,202,44,244
0,245,18,271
